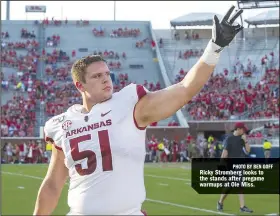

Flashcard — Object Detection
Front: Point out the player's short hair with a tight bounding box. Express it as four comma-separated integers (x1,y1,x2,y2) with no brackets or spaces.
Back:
71,55,106,83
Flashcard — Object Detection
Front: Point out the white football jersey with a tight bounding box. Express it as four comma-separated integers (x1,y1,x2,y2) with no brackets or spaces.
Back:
44,84,148,215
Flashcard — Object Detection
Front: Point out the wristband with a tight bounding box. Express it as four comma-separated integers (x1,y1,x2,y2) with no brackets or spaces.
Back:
201,40,222,66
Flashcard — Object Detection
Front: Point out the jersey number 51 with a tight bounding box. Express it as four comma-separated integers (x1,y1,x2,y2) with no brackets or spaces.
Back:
69,130,113,176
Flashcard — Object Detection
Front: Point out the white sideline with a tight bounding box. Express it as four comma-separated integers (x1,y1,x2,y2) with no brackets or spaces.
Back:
145,174,191,181
2,171,233,215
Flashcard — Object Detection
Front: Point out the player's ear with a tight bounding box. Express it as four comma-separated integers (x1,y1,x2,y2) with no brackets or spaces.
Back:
75,81,85,92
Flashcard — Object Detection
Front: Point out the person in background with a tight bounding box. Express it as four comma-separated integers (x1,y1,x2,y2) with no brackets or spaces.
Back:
188,140,198,160
209,142,216,158
208,134,214,144
2,142,8,163
172,140,179,162
157,141,165,162
27,142,33,163
154,138,160,162
45,141,52,163
14,144,20,163
6,142,13,163
179,140,188,162
217,122,253,213
263,139,272,159
37,141,44,163
198,139,205,158
217,140,224,158
24,142,28,162
19,142,25,163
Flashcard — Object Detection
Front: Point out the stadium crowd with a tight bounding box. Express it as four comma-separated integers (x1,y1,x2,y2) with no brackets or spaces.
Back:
1,93,36,137
4,40,39,50
175,60,279,121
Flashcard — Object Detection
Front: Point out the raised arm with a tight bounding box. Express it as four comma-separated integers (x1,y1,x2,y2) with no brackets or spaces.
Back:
135,6,243,127
33,145,69,216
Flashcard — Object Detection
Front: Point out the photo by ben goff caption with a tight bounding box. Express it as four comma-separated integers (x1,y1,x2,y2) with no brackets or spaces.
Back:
191,158,279,194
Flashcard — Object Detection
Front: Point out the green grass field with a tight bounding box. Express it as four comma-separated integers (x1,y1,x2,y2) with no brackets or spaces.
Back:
2,163,279,215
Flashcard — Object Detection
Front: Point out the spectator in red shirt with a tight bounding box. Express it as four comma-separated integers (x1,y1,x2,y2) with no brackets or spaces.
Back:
72,50,76,58
151,40,156,51
179,68,184,75
247,82,252,90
